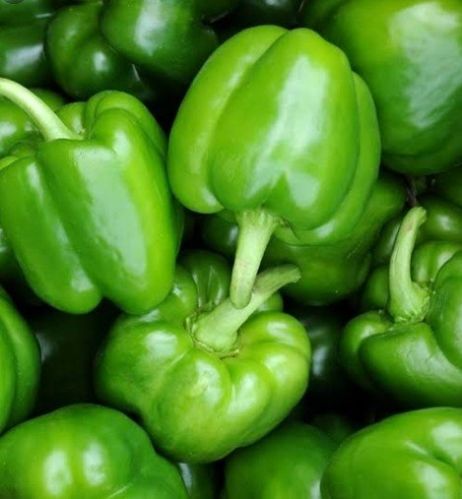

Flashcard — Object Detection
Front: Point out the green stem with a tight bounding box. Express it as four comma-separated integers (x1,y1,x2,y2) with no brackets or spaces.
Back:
0,78,78,141
388,206,430,322
231,208,282,309
192,264,300,353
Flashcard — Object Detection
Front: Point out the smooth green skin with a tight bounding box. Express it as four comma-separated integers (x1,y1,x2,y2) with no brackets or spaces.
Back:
0,404,188,498
169,25,380,306
303,0,462,175
0,0,71,87
95,251,310,463
0,89,63,284
343,208,462,407
0,84,177,314
169,26,379,227
0,289,40,434
224,422,336,499
291,306,357,410
178,462,218,499
202,174,405,305
322,408,462,499
31,304,116,414
46,2,154,101
100,0,228,87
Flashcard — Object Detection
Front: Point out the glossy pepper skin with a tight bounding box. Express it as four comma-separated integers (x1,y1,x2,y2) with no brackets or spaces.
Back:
32,304,116,414
224,422,336,499
168,25,380,308
95,251,310,463
202,174,405,305
302,0,462,175
47,0,237,103
0,289,40,434
0,404,188,498
0,79,177,314
0,0,70,86
342,207,462,407
322,408,462,499
178,462,219,499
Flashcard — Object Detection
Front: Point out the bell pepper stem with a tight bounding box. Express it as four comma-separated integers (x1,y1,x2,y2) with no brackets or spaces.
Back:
231,209,281,309
0,78,78,141
388,206,430,322
192,264,300,353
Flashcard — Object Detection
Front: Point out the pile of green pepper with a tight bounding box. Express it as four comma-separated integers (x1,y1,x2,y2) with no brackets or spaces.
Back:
0,0,461,497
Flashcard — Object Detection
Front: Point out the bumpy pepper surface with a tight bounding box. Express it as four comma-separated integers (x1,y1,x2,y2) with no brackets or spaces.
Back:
202,173,404,305
0,79,177,314
224,422,336,499
0,288,40,434
47,0,237,102
0,0,70,86
168,25,380,308
0,404,188,498
95,251,310,463
342,206,462,407
322,408,462,498
302,0,462,175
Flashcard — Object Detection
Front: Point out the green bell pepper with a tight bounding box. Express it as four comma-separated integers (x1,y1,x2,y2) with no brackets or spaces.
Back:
342,206,462,407
0,79,177,314
0,0,70,86
202,173,405,305
47,0,236,103
95,250,310,463
322,407,462,499
224,422,336,499
32,304,116,414
362,193,462,310
0,404,188,498
0,288,40,434
302,0,462,175
168,25,381,308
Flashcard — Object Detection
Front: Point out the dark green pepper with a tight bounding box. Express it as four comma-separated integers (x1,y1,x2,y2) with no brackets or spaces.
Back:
0,404,188,498
342,206,462,407
322,408,462,499
95,251,310,462
179,462,219,499
168,25,381,308
0,288,40,434
47,0,237,103
202,174,405,306
0,79,177,314
32,304,116,414
224,422,336,499
302,0,462,175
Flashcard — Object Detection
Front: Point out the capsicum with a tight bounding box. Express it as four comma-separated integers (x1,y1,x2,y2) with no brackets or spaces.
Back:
224,421,336,499
342,206,462,407
302,0,462,175
168,25,381,308
322,408,462,499
95,250,310,462
202,173,404,305
0,404,188,498
0,79,177,314
47,0,237,103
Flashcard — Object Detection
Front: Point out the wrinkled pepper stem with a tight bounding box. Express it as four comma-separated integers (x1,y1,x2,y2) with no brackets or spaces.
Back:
231,209,282,309
192,264,300,353
0,78,78,141
389,206,431,323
